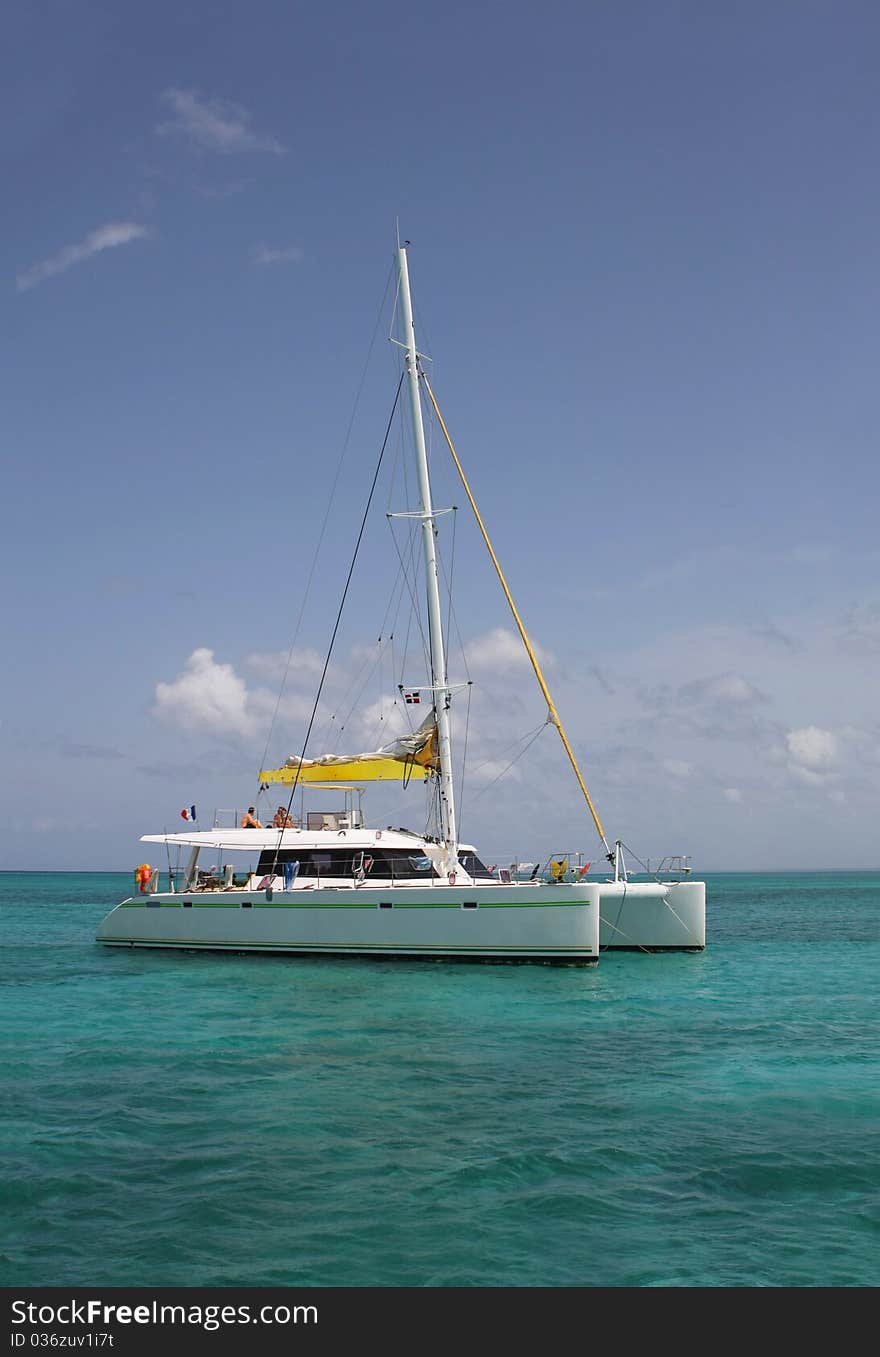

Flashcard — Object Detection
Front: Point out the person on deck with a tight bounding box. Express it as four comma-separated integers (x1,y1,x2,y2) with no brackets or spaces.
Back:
272,807,294,828
240,807,262,828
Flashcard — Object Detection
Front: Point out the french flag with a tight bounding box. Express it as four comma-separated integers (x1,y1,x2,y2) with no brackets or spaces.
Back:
180,805,197,822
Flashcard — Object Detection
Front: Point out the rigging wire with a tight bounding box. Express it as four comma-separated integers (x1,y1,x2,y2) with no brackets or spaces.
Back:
315,551,410,752
390,519,422,734
386,514,430,677
256,261,395,787
445,505,457,655
467,719,553,799
268,372,405,872
456,680,473,832
421,370,612,860
616,839,659,881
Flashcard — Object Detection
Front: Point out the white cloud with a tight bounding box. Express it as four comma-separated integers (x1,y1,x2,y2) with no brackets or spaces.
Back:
789,764,828,786
723,787,743,803
251,243,304,266
153,648,259,739
681,672,765,706
16,222,149,292
467,626,551,673
786,726,838,770
663,759,693,778
785,725,840,788
152,648,324,749
245,648,324,683
157,89,286,155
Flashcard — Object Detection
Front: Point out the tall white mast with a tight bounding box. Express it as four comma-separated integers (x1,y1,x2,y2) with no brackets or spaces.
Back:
396,245,458,857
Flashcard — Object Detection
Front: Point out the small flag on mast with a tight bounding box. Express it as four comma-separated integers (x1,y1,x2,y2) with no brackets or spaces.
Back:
180,805,197,821
403,691,420,704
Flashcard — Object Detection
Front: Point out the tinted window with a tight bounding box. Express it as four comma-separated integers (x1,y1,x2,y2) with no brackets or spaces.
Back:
257,849,357,877
255,848,438,879
458,852,495,880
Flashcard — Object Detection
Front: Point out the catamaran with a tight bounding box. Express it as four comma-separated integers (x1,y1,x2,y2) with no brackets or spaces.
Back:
95,245,601,964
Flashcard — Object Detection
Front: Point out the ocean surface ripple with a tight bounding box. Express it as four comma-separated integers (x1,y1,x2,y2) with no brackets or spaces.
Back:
1,871,877,1287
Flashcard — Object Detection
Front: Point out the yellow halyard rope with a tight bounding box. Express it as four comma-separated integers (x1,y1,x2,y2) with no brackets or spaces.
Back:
422,374,611,854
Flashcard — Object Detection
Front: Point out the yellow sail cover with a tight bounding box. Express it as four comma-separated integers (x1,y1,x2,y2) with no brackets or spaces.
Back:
260,714,438,785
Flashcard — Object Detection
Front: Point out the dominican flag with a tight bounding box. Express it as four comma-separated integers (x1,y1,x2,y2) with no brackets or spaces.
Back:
404,691,420,704
180,805,197,822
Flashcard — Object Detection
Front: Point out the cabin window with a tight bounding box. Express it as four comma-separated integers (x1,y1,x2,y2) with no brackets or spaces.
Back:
255,847,439,881
458,852,495,881
380,852,435,879
256,849,358,878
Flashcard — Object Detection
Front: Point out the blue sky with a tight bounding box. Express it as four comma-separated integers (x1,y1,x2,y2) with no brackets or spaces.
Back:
4,1,879,871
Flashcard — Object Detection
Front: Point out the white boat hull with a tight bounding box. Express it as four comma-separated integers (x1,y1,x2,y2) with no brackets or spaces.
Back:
599,880,705,951
96,882,601,965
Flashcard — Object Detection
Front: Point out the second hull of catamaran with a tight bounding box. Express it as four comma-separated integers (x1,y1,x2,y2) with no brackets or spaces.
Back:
598,880,706,951
97,882,600,964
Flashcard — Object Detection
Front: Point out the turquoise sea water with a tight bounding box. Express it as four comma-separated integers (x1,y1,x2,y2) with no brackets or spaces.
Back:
1,871,877,1288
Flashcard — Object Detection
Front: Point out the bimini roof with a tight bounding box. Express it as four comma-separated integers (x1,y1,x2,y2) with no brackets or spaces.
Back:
139,827,434,852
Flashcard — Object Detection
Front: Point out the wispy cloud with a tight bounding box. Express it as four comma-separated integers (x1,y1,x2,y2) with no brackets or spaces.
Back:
62,742,125,761
751,622,797,651
16,222,149,293
663,758,693,779
251,243,304,266
678,673,766,706
637,669,770,745
843,603,880,651
157,89,286,155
